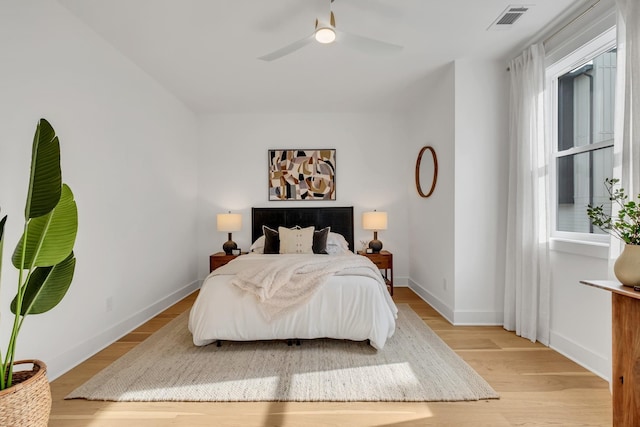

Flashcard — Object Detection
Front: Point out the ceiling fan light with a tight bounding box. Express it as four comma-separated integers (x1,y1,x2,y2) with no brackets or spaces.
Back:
315,27,336,44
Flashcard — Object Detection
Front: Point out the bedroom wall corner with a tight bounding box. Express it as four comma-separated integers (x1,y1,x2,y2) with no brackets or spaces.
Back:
405,63,456,312
404,59,508,326
407,279,454,323
0,0,199,380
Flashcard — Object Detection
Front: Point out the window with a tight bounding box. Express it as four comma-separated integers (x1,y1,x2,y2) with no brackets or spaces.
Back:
548,32,616,242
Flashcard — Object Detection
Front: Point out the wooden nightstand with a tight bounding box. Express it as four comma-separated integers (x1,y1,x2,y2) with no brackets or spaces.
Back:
358,250,393,295
209,252,244,272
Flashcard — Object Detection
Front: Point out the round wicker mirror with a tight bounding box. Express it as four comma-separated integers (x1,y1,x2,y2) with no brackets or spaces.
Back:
415,146,438,198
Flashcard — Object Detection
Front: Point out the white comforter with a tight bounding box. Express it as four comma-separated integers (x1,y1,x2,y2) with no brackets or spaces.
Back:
188,253,397,349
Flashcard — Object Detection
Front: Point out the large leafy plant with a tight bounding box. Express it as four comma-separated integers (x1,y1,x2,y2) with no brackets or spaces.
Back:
0,118,78,390
587,178,640,244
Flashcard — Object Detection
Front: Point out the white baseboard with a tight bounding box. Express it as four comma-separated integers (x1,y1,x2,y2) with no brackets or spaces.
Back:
407,279,454,323
47,279,202,381
549,330,611,382
453,309,504,326
407,279,502,325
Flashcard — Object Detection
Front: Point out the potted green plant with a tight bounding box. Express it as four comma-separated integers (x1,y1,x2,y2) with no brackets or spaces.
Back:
587,177,640,287
0,118,78,427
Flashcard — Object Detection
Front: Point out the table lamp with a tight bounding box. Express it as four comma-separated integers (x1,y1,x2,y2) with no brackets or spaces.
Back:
362,210,387,253
217,212,242,255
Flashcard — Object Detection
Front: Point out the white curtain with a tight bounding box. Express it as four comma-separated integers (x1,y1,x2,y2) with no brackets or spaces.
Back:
610,0,640,260
504,44,551,344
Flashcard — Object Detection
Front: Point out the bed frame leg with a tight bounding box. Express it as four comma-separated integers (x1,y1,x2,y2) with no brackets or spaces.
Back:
296,339,301,346
216,340,222,347
287,339,293,346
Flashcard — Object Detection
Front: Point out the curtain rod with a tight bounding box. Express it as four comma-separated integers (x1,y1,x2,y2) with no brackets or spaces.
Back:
507,0,603,71
543,0,603,46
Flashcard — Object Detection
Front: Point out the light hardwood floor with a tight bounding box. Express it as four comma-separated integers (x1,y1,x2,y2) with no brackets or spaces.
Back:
49,288,612,426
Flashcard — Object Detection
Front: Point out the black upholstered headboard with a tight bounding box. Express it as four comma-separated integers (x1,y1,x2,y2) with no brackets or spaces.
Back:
251,207,354,251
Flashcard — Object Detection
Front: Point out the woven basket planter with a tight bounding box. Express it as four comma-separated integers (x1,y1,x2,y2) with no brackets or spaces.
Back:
0,360,52,427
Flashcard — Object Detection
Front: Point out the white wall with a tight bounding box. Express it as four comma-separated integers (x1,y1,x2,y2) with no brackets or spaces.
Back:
0,0,199,380
196,113,410,282
453,59,509,324
404,60,509,325
405,64,456,319
548,248,611,379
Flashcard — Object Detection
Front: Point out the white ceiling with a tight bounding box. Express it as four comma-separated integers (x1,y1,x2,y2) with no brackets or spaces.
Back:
58,0,583,113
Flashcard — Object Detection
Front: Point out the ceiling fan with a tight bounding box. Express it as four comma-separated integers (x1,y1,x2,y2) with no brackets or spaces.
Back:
258,0,403,61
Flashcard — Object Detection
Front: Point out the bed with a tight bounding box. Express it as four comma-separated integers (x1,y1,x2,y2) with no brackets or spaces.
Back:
188,207,397,349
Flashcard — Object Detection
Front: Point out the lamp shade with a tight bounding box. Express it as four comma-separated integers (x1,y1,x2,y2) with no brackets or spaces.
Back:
362,211,388,231
217,213,242,232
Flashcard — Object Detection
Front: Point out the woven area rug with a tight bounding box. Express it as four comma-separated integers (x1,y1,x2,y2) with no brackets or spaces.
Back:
66,304,498,402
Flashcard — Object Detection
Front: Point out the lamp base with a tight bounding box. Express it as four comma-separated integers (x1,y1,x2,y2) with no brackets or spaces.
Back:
368,239,383,253
223,240,237,255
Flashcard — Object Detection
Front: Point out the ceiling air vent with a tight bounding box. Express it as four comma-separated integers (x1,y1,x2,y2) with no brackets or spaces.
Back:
488,5,533,30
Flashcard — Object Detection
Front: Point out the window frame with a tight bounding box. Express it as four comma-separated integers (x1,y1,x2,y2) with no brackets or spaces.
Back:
546,27,617,245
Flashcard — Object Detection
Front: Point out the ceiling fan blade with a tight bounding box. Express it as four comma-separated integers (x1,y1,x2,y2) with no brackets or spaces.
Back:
258,33,316,61
335,29,403,55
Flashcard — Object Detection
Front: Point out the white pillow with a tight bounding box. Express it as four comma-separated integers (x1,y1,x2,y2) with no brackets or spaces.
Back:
278,226,315,254
250,235,265,253
327,232,349,250
251,230,349,254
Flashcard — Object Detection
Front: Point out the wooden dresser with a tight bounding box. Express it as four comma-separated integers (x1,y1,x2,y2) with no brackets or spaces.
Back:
580,279,640,426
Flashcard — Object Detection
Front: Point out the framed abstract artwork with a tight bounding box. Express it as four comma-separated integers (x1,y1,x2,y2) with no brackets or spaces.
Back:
268,149,336,201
